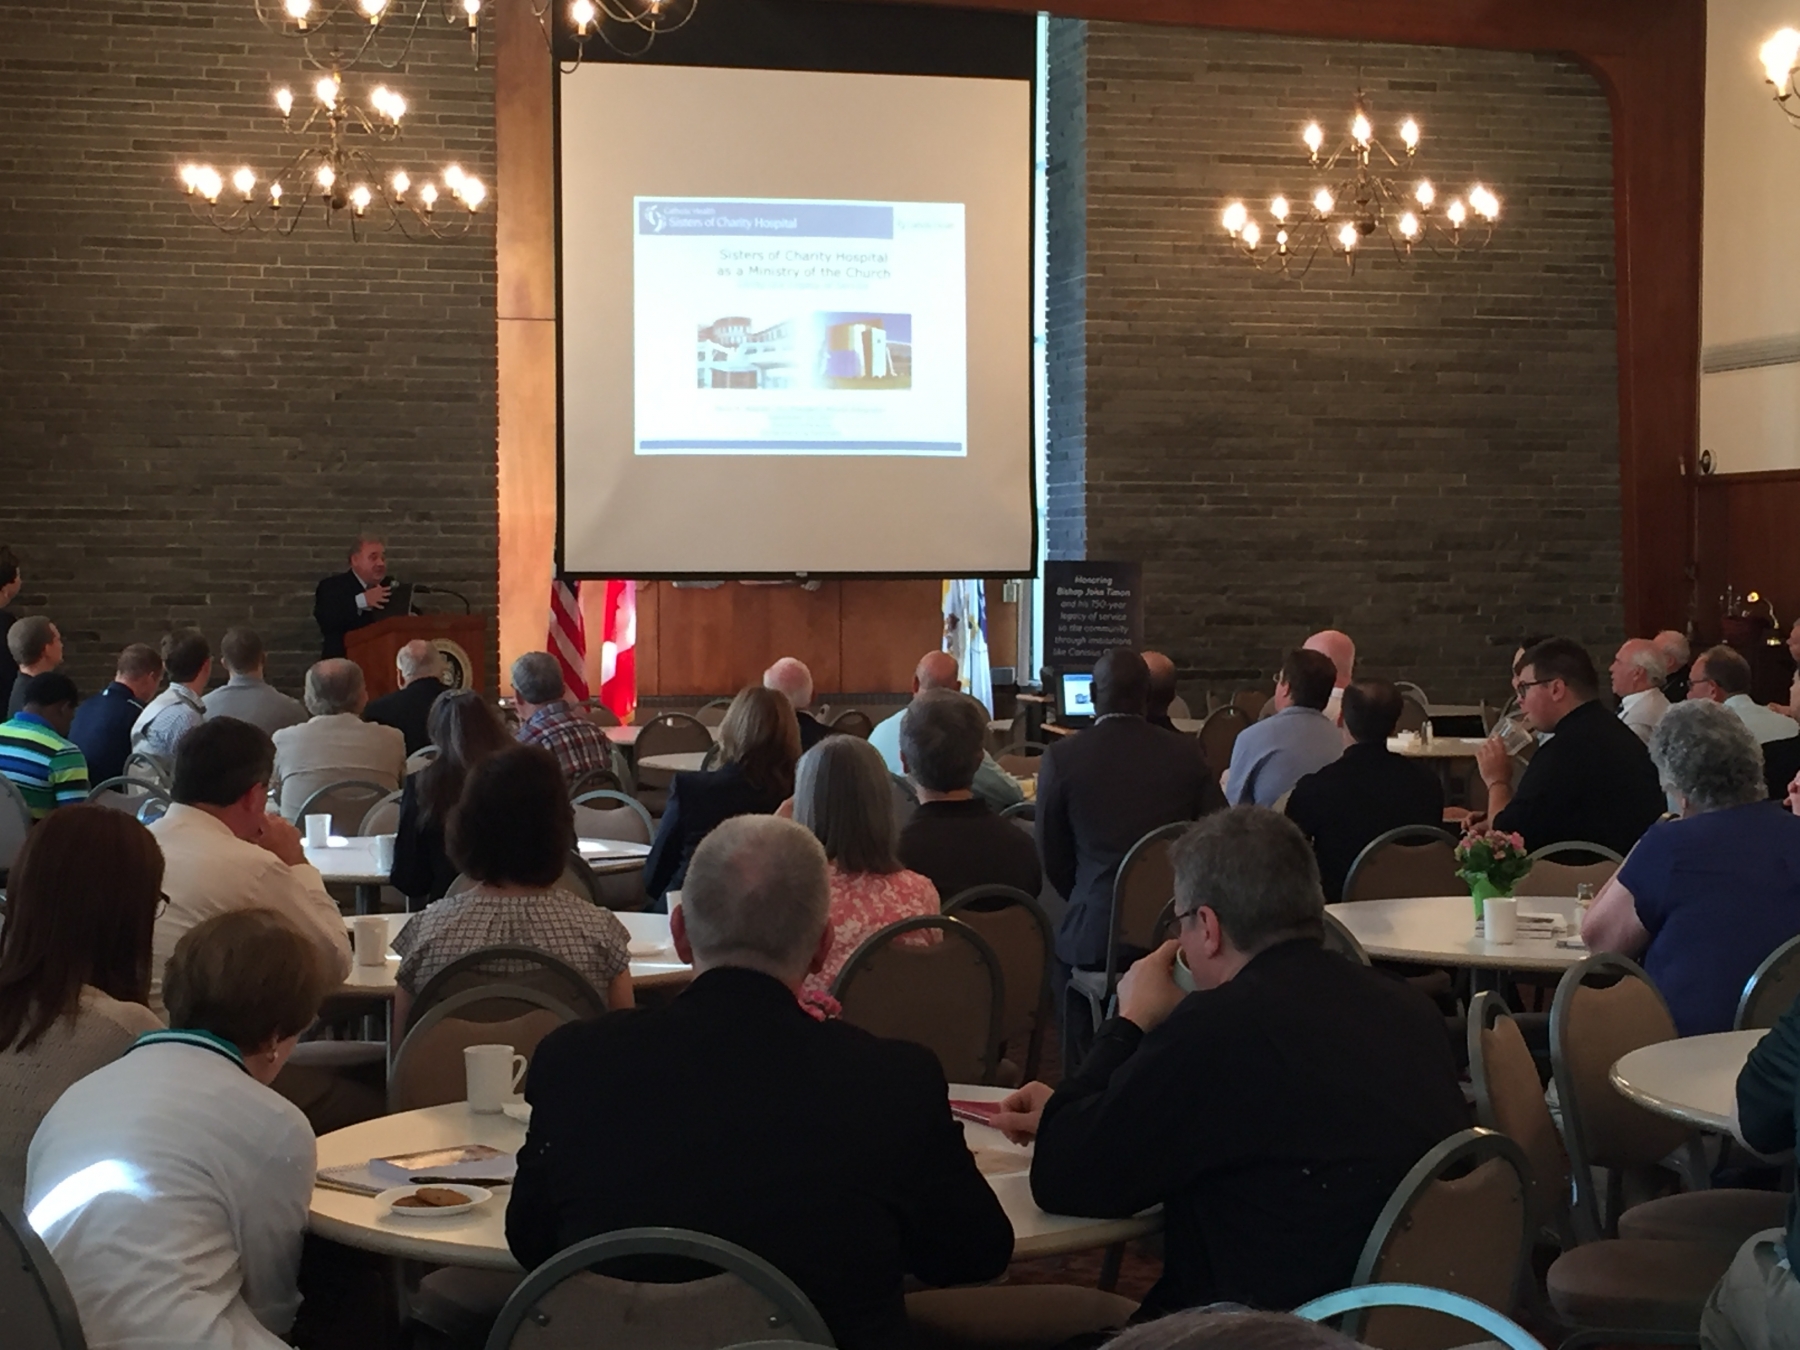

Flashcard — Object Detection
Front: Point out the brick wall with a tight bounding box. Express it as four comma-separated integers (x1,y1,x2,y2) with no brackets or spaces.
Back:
0,0,497,698
1048,22,1622,705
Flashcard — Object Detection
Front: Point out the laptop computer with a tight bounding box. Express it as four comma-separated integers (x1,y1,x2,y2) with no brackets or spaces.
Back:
1056,669,1096,727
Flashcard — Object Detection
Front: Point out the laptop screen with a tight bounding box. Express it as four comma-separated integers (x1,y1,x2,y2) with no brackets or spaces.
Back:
1058,671,1095,720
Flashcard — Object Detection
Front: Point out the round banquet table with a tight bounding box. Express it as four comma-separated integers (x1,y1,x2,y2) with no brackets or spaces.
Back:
1386,735,1489,760
605,725,722,747
1609,1029,1766,1137
1324,895,1586,972
310,1086,1158,1267
637,751,710,773
305,835,391,915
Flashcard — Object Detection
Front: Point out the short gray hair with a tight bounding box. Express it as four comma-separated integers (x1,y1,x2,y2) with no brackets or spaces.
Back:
793,735,899,874
304,659,366,716
681,815,830,980
899,689,987,793
1647,700,1765,813
1624,643,1669,682
397,639,444,683
1170,807,1324,952
511,651,565,705
1653,629,1691,672
763,657,814,708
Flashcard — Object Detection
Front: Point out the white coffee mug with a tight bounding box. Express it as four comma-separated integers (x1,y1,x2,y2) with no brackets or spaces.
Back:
1172,949,1197,993
304,814,332,849
465,1044,527,1113
352,915,388,968
373,833,396,872
1485,895,1519,945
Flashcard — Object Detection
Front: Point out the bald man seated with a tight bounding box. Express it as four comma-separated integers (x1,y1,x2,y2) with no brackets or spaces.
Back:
1303,630,1356,737
363,638,449,755
1144,651,1181,733
869,651,1023,812
765,657,830,751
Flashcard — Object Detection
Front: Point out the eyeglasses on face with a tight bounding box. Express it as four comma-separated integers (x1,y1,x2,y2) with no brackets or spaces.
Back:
155,891,171,918
1513,678,1557,696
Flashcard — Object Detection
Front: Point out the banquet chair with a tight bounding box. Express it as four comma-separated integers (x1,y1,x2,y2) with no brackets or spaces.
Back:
1737,932,1800,1030
1340,826,1460,904
998,800,1034,822
1396,691,1431,736
1320,912,1371,965
405,745,440,775
0,1203,87,1350
568,765,625,800
1343,1128,1531,1350
695,697,734,728
134,791,172,825
1197,705,1251,777
122,749,171,787
633,712,714,815
1065,821,1186,1063
1513,842,1620,897
407,945,606,1029
0,777,30,881
1231,689,1268,720
1296,1285,1544,1350
295,779,394,838
830,708,875,739
890,774,919,831
85,775,162,809
942,885,1054,1083
358,788,404,837
485,1227,835,1350
388,984,577,1112
579,697,620,728
1166,694,1191,720
573,789,654,844
832,915,1004,1086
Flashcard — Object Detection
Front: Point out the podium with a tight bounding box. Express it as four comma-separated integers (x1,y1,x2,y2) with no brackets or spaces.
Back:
344,615,489,700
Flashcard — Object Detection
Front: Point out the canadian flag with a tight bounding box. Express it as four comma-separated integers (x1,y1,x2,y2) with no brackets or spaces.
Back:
597,580,637,724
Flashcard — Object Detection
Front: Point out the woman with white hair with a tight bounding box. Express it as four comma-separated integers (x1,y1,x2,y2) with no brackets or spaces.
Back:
1582,699,1800,1034
791,735,940,999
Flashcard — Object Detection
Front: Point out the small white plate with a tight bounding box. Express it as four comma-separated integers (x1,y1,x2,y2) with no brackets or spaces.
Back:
501,1100,532,1124
627,939,670,957
377,1184,493,1219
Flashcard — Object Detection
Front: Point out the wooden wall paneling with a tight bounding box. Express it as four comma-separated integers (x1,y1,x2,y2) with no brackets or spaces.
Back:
634,579,661,695
1695,472,1800,645
840,580,945,690
651,582,846,696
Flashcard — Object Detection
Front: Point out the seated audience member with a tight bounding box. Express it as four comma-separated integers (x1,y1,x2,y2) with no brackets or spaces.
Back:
202,626,306,736
509,650,612,785
149,717,351,1016
993,807,1467,1316
1038,648,1225,981
131,628,211,759
1582,701,1800,1036
896,688,1042,902
795,735,941,998
1476,638,1665,856
1654,628,1692,704
391,691,511,906
69,643,162,784
1687,643,1800,745
1144,650,1182,732
364,638,449,755
1703,994,1800,1348
0,546,20,695
270,658,406,819
1610,637,1671,744
0,807,161,1211
26,908,328,1350
1224,648,1344,807
766,655,831,750
1285,679,1445,902
1773,618,1800,718
644,685,799,905
6,615,63,718
508,815,1014,1350
394,745,633,1024
0,673,89,818
1303,629,1356,731
869,650,1022,811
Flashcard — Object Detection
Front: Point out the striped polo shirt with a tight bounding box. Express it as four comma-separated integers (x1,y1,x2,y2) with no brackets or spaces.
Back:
0,712,90,819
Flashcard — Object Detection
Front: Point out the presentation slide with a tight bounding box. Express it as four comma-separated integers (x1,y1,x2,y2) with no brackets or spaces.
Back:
635,197,967,457
558,63,1033,577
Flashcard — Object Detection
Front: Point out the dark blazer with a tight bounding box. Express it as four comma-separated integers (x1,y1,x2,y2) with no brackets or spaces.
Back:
364,677,447,755
1031,940,1468,1316
0,610,16,698
389,775,459,904
899,797,1042,903
313,570,384,659
68,681,145,786
1493,699,1666,855
642,762,786,904
508,967,1014,1350
1036,715,1227,968
1286,743,1446,902
797,710,830,751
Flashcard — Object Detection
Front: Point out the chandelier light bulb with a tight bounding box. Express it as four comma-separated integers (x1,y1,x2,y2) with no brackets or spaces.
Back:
1337,222,1358,251
196,167,223,203
359,0,387,19
1302,122,1324,156
350,184,373,214
179,163,199,192
420,183,439,210
1270,195,1290,222
443,164,466,196
232,167,256,197
284,0,312,25
1763,28,1800,89
315,76,339,110
371,86,405,121
316,163,336,190
1313,188,1334,216
1241,221,1261,250
1221,201,1248,236
460,177,486,209
270,182,284,205
571,0,597,30
1447,198,1467,227
1399,211,1420,240
1351,111,1372,145
391,170,410,196
274,87,294,118
1415,180,1435,209
1400,119,1420,151
1469,185,1500,220
464,0,481,17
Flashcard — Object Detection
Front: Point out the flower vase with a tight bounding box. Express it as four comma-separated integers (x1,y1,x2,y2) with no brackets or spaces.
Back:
1467,875,1511,922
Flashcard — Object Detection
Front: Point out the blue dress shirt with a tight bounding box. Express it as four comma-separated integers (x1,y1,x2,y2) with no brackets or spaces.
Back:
1225,705,1345,807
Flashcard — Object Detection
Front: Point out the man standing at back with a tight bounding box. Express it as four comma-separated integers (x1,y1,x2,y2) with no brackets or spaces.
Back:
870,650,1022,812
364,638,449,754
202,627,306,736
69,644,162,784
1224,649,1344,807
1037,648,1225,984
6,616,63,719
508,815,1014,1350
314,535,392,659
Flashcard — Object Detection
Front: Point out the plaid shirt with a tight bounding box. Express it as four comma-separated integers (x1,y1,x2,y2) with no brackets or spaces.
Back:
394,886,631,996
518,700,613,784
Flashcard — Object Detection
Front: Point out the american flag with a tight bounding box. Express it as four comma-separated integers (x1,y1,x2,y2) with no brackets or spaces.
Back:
548,570,589,701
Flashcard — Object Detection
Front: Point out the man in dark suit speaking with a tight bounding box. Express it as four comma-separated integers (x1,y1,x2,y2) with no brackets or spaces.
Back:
313,535,392,659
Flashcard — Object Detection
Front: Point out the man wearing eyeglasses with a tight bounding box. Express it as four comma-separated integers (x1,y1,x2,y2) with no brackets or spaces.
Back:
992,807,1465,1317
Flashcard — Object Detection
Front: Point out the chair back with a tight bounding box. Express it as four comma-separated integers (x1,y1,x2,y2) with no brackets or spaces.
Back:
1166,695,1190,720
889,774,918,832
1396,692,1430,735
942,886,1054,1082
1550,953,1693,1242
1512,858,1618,897
122,750,171,787
0,1204,87,1350
0,777,29,877
574,790,655,845
405,744,441,774
1105,822,1188,990
487,1226,834,1350
1526,840,1624,865
358,789,404,836
1468,992,1572,1244
408,943,607,1028
134,791,172,825
997,800,1034,823
1296,1285,1544,1350
1395,681,1431,705
1737,932,1800,1030
568,765,626,799
294,779,394,837
579,698,621,728
1341,826,1459,903
1231,688,1268,719
694,698,734,728
1321,912,1372,965
557,852,602,906
829,709,874,739
1347,1128,1531,1350
85,776,162,806
1198,705,1251,777
634,713,715,813
831,916,1004,1086
389,984,576,1112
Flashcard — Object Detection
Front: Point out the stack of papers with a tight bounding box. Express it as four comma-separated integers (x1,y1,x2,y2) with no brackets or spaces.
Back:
318,1144,517,1196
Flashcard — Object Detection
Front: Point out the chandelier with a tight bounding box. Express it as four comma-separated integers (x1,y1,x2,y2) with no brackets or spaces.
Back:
1219,93,1500,277
1759,28,1800,124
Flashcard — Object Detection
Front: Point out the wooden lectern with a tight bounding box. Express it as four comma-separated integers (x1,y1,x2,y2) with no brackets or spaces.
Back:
344,615,489,700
